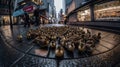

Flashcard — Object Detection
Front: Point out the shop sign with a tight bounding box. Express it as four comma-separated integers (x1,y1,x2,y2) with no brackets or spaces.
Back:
23,5,33,12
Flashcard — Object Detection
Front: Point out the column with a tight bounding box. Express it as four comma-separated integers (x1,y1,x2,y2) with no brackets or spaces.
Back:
0,16,1,26
90,4,95,22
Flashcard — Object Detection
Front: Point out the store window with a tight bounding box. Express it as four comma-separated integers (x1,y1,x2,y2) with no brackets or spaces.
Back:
94,0,120,21
77,8,91,21
2,16,10,25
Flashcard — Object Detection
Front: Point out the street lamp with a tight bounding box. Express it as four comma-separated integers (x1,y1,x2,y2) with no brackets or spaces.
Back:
38,0,43,24
63,15,67,24
8,0,13,29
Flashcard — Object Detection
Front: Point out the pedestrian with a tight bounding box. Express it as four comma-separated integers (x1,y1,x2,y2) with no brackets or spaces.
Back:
3,19,5,25
24,13,30,27
43,19,45,24
34,8,40,26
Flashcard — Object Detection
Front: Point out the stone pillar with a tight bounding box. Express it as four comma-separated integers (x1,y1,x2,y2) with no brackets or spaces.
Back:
90,4,95,22
0,16,2,26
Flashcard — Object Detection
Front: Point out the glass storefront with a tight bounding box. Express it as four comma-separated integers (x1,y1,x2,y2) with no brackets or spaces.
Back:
77,6,91,21
12,17,17,24
0,16,18,25
0,16,10,25
94,0,120,21
77,9,90,21
67,0,120,23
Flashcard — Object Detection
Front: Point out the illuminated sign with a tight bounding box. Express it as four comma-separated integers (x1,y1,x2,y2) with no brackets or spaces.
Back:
23,5,33,12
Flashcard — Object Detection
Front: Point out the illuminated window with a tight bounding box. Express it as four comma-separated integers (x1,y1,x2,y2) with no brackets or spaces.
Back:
77,9,90,21
94,0,120,21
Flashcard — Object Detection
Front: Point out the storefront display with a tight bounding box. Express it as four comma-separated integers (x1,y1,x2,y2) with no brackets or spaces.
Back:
0,16,18,25
0,16,10,25
76,6,91,22
94,0,120,21
67,0,120,22
77,9,91,21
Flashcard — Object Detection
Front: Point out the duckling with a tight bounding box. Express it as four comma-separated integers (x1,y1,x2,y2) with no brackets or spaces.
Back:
55,46,64,57
92,34,98,44
78,42,86,52
67,43,75,52
50,41,56,48
17,34,23,42
97,32,101,41
86,38,95,47
26,32,31,40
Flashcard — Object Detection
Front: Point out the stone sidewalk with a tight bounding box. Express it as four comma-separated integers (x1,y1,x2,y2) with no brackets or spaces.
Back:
0,43,4,67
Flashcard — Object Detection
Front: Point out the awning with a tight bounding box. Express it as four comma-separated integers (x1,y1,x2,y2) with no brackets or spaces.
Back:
12,9,25,17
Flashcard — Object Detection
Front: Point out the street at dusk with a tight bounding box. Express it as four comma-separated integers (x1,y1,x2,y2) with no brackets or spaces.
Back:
0,0,120,67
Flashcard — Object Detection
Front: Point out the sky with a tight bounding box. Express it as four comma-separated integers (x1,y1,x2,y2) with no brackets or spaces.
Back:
54,0,63,13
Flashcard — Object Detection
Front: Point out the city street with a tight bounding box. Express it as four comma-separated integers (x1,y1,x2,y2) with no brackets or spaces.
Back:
0,0,120,67
0,24,120,67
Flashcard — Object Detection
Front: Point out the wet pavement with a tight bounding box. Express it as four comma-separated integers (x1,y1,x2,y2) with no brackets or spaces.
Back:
0,43,4,67
0,24,120,67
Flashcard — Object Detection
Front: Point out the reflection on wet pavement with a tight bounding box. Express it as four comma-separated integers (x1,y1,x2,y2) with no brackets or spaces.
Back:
35,49,48,57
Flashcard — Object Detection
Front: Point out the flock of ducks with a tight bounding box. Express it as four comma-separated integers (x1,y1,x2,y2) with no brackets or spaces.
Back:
17,26,101,57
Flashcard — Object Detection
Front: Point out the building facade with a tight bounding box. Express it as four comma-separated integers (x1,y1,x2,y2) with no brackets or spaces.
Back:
66,0,120,23
47,0,56,23
58,9,64,24
74,0,86,8
65,0,88,15
65,0,73,15
0,0,15,25
13,0,56,24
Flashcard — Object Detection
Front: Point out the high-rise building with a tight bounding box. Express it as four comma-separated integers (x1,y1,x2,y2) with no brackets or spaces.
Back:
47,0,56,23
58,9,64,23
62,0,66,14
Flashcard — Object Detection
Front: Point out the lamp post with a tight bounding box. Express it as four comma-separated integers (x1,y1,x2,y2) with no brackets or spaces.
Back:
39,0,43,24
63,15,67,24
9,0,13,29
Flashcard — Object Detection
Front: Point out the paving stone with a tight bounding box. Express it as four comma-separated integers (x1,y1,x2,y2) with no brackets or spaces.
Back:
13,55,57,67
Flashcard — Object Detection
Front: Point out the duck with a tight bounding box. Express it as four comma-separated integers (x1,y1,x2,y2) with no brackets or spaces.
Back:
78,42,86,52
67,43,75,52
50,41,56,48
17,34,23,42
55,46,64,57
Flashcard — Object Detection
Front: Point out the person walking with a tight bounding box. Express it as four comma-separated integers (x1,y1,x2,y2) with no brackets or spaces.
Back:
2,19,5,25
24,13,30,27
34,8,40,26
